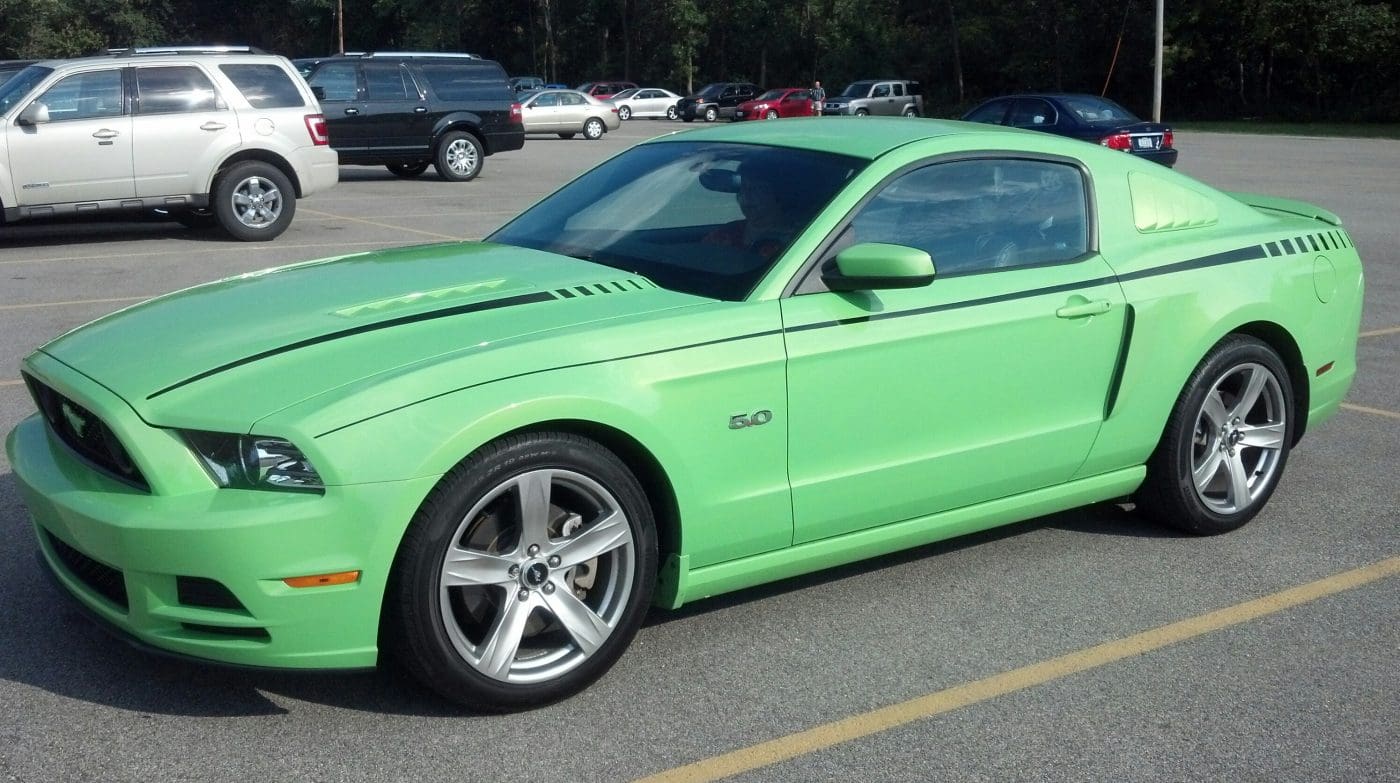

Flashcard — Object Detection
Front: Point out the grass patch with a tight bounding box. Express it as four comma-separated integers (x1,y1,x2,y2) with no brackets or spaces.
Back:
1174,121,1400,139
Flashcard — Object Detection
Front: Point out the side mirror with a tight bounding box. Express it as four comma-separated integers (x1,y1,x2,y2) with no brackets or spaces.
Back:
17,102,49,126
823,242,935,291
310,85,326,100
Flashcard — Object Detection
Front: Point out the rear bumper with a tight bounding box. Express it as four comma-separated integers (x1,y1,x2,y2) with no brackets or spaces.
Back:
484,127,525,154
1134,148,1179,167
297,145,340,196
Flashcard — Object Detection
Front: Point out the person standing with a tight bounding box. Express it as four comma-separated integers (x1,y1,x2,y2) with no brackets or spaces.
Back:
811,80,826,115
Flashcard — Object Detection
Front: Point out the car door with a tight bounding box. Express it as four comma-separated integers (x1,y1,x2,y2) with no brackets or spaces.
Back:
558,92,589,130
782,156,1126,543
636,90,665,116
7,67,133,205
870,82,898,115
522,91,561,131
130,64,239,197
362,61,430,159
306,61,368,159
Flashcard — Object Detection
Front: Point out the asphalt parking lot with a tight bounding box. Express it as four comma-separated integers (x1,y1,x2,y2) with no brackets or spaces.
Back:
1,120,1396,782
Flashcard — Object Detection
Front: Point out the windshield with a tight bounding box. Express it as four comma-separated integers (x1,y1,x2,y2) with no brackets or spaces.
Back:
611,88,638,99
489,141,867,301
1062,96,1140,125
0,66,53,114
840,81,876,98
756,89,787,101
695,83,725,98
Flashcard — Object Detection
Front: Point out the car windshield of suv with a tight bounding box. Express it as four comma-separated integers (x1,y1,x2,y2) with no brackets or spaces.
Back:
489,141,866,301
1062,96,1141,125
755,89,788,101
695,83,725,98
840,81,876,98
0,66,53,114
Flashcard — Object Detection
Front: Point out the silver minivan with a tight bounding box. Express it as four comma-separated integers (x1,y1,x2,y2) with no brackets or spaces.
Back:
0,49,338,241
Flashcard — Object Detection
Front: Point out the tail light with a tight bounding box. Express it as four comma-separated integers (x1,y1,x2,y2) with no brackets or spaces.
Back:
610,107,618,114
1100,132,1132,151
1163,129,1175,148
510,102,523,124
304,114,329,146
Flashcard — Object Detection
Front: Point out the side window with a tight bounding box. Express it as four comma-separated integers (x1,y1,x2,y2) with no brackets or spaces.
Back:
418,63,511,101
847,159,1088,275
364,63,416,100
136,66,220,114
1009,98,1057,127
34,70,124,121
561,92,585,106
308,62,358,101
892,83,905,97
873,84,891,98
964,99,1010,124
531,92,560,107
219,64,305,108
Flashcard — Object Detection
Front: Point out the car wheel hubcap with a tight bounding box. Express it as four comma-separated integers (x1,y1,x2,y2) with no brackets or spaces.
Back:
230,176,282,228
438,468,635,684
446,139,478,175
1189,362,1286,514
586,120,603,138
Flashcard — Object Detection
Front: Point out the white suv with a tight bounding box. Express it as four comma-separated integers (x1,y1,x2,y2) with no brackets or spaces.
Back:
0,49,338,241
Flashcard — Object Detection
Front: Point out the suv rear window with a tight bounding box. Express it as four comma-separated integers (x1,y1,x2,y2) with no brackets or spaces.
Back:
219,64,306,108
417,62,509,101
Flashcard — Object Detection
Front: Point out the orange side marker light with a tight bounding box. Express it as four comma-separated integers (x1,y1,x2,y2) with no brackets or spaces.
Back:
283,570,361,588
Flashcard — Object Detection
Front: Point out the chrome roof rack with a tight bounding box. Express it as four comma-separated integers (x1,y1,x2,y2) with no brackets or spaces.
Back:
359,51,481,59
108,45,270,57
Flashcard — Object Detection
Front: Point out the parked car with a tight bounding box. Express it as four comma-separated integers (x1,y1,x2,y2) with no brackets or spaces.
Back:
519,88,620,139
608,87,682,120
677,81,760,122
734,87,816,120
11,118,1362,710
822,79,922,116
576,81,637,100
0,49,337,240
305,53,523,181
510,76,544,93
962,93,1179,167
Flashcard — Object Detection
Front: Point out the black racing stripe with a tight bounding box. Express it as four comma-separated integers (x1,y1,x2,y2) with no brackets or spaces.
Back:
1266,241,1280,257
593,284,612,295
627,280,644,290
1319,233,1332,250
1295,236,1308,253
1103,304,1136,418
315,328,787,437
147,291,556,400
575,286,594,296
556,288,576,299
1116,245,1267,283
1308,235,1320,251
1281,238,1296,254
611,281,629,293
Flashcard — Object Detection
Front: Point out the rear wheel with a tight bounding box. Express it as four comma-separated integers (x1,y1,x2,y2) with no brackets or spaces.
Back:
387,433,658,710
212,161,295,242
387,162,430,178
583,117,606,140
1138,335,1294,534
435,131,484,182
618,105,632,121
902,106,918,117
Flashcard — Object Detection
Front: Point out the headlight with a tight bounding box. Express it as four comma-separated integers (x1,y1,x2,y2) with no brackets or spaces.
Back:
182,430,324,492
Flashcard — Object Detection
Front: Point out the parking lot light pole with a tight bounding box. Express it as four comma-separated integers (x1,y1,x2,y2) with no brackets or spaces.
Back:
1153,0,1163,121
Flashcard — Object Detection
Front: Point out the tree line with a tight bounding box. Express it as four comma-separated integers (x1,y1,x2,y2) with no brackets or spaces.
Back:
2,0,1397,121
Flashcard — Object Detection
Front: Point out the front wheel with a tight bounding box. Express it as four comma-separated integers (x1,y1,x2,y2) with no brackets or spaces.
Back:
435,131,484,182
387,433,658,710
212,161,295,241
854,108,870,117
387,161,430,178
617,105,632,121
765,109,779,120
1138,335,1294,534
583,117,606,140
703,106,718,122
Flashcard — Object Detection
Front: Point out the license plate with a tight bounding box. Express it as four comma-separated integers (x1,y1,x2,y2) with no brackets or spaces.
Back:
1135,135,1160,150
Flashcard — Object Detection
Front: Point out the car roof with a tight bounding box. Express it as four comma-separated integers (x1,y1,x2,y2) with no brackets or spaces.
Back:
33,52,291,68
648,117,982,160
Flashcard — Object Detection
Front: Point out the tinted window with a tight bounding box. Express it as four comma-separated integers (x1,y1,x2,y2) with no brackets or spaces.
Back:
872,84,891,98
560,92,586,106
309,62,358,101
1009,98,1057,127
531,92,560,107
892,83,904,97
136,66,220,114
220,64,305,108
1061,95,1139,125
848,159,1088,275
963,99,1010,124
364,63,415,99
841,81,876,97
0,65,52,114
35,70,123,121
696,83,724,98
418,62,509,100
490,142,866,301
757,89,787,101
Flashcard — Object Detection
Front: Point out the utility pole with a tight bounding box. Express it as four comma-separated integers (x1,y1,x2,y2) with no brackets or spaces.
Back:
338,0,346,54
1152,0,1163,121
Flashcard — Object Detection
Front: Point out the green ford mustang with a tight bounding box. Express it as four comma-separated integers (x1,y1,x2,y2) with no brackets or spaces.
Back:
7,119,1363,709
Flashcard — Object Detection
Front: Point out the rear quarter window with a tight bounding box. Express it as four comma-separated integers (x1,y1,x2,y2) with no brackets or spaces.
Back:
219,64,306,108
417,62,511,101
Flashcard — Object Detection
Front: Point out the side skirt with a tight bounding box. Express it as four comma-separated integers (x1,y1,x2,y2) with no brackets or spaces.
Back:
656,466,1146,609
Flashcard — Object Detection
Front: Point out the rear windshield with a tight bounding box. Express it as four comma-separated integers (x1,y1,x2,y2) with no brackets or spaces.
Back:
418,62,510,101
840,81,876,97
219,64,306,108
1061,95,1140,125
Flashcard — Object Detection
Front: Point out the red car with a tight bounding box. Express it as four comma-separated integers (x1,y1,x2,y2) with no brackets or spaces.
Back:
576,81,638,100
733,87,817,120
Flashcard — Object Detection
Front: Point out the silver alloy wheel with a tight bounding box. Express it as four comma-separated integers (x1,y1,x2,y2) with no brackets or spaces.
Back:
1189,362,1287,514
618,105,631,120
704,106,717,122
230,176,282,229
765,109,779,120
438,468,636,684
445,138,479,177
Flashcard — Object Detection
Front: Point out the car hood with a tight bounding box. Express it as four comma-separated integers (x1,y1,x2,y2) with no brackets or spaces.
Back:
37,242,707,430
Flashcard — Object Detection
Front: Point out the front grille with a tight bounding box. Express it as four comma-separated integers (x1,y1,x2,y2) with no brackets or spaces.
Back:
46,531,129,610
23,373,149,491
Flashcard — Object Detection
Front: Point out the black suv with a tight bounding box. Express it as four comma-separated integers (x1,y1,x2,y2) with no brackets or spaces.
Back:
677,82,760,122
306,54,524,181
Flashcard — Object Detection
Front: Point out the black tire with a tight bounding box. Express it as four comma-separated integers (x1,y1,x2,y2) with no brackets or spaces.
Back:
855,108,870,117
557,133,576,139
1137,335,1295,535
618,105,632,121
212,161,296,242
583,117,606,140
387,161,430,178
666,105,678,120
387,432,658,710
902,106,918,117
434,131,484,182
703,106,718,122
765,109,779,120
173,208,218,230
682,116,694,123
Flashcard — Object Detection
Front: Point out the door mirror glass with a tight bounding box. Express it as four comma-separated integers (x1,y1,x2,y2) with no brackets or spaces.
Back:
17,102,49,125
823,242,935,291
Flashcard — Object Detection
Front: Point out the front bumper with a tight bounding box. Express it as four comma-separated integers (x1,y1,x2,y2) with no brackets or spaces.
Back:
678,102,715,120
8,406,437,671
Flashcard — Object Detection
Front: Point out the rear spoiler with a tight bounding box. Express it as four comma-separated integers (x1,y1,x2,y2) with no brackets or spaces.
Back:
1226,191,1341,226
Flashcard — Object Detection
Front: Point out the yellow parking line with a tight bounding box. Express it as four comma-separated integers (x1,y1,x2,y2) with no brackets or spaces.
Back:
0,296,151,312
635,556,1400,783
1341,402,1400,421
1,379,24,388
1359,325,1400,338
0,240,407,267
299,208,465,241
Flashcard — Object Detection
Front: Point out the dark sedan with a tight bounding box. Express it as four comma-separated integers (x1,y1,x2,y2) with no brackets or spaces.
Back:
962,93,1178,167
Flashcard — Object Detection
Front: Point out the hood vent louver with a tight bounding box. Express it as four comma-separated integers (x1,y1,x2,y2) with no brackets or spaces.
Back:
554,278,653,299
